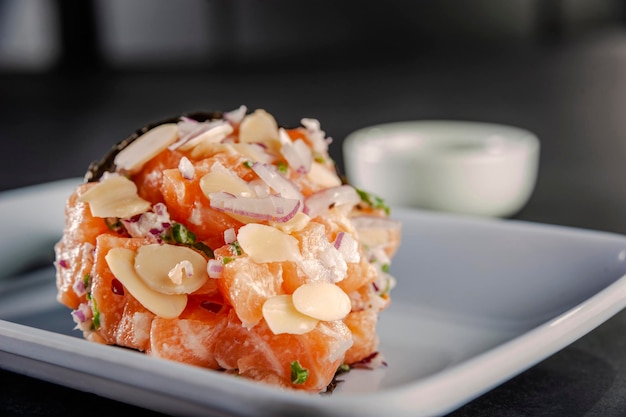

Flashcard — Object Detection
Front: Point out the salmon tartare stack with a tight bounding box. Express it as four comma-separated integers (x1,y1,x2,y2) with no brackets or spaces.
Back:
54,106,401,393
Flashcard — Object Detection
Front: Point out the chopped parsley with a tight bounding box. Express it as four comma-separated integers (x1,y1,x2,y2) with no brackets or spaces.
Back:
323,364,350,395
276,161,288,173
243,160,254,169
290,360,309,385
381,263,390,273
193,242,214,258
222,257,234,265
104,217,124,233
170,223,196,245
162,223,214,258
83,273,91,289
229,241,242,256
379,278,392,297
356,188,390,215
91,298,101,330
337,363,350,374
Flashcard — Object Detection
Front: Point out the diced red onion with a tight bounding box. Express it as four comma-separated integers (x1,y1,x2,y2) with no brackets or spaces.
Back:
334,232,344,250
207,259,223,279
301,118,332,154
178,156,195,180
209,192,301,223
304,185,360,218
333,231,360,263
251,162,303,201
72,279,87,297
72,309,85,323
171,119,227,150
223,227,236,244
279,128,312,173
59,259,69,269
154,203,167,216
224,105,247,125
122,203,172,242
71,303,92,325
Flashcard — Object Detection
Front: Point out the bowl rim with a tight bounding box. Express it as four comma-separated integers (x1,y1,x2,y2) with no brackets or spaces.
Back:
343,119,540,161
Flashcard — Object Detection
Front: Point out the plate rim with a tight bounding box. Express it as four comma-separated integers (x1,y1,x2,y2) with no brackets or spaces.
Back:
1,178,626,417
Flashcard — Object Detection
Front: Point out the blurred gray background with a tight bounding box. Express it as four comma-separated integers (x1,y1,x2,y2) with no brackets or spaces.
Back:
1,0,624,72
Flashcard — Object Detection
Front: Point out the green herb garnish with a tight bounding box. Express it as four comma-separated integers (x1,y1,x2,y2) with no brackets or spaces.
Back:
243,161,254,169
229,241,242,256
162,223,215,258
356,188,390,215
222,257,234,265
83,273,91,289
379,278,392,297
171,223,196,244
91,299,101,330
277,161,288,173
104,217,124,233
290,360,309,384
193,242,215,258
337,363,350,374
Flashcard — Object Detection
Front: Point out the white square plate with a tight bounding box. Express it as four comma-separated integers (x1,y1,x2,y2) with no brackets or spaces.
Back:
1,178,626,417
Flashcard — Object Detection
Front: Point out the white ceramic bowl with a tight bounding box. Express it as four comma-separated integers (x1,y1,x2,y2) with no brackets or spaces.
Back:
342,120,540,217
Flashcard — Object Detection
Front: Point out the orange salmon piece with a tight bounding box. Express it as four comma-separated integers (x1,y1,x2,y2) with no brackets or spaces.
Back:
60,183,110,246
343,309,379,365
55,183,110,309
90,234,153,349
213,310,353,392
55,241,96,310
114,296,154,351
133,148,184,204
279,261,303,294
337,256,378,295
182,293,230,319
218,256,284,329
149,311,229,369
161,165,243,250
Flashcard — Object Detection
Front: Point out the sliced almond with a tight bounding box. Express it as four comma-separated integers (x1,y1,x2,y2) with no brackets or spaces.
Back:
134,243,208,294
239,109,280,151
230,143,275,164
184,124,235,159
292,282,351,321
199,171,253,198
78,174,151,218
179,123,233,152
270,211,311,234
307,161,342,188
237,223,302,263
262,294,319,335
114,123,179,174
105,247,187,319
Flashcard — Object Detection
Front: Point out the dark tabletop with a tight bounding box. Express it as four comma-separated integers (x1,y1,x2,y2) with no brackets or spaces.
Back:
2,30,626,417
